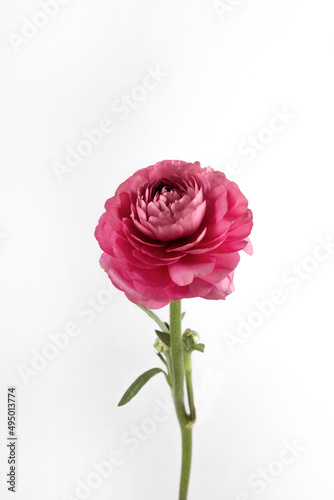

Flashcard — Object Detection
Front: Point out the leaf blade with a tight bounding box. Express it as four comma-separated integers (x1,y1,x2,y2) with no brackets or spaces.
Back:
137,305,169,333
155,329,171,347
156,352,168,367
118,368,166,407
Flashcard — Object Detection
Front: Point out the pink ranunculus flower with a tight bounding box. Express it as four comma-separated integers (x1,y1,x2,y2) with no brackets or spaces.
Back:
95,160,253,309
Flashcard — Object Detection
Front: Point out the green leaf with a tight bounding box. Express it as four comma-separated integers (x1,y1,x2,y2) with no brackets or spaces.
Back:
181,312,186,320
192,343,205,353
156,352,168,368
155,329,171,347
137,305,169,333
118,368,167,407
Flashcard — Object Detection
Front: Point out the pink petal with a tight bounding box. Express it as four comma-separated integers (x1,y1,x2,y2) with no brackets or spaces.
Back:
243,238,253,255
132,248,183,266
166,227,207,252
168,256,216,286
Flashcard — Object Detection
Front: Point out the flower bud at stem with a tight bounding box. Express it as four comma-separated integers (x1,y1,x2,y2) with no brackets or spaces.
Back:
154,337,169,353
182,328,200,345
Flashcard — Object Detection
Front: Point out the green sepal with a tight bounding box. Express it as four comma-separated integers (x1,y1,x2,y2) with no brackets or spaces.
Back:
118,368,168,407
191,343,205,353
155,329,171,347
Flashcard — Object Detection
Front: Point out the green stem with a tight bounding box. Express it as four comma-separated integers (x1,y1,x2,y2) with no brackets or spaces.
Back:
180,426,192,500
184,353,196,423
169,300,193,500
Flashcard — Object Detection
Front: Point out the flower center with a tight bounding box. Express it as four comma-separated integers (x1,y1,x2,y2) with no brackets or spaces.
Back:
132,177,207,242
148,178,185,201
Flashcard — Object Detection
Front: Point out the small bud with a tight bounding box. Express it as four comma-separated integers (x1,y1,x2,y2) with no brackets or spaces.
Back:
154,337,169,353
182,328,200,344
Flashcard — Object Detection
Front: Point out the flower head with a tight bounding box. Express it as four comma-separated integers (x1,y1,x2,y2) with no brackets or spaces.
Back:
95,160,253,309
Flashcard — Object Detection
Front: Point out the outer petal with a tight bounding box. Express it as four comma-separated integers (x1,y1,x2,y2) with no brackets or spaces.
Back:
100,253,169,308
168,256,216,286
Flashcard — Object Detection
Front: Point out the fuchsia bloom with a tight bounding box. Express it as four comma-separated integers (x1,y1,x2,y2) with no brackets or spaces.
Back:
95,160,253,309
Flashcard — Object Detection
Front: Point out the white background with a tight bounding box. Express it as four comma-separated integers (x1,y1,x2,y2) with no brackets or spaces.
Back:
1,1,334,499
